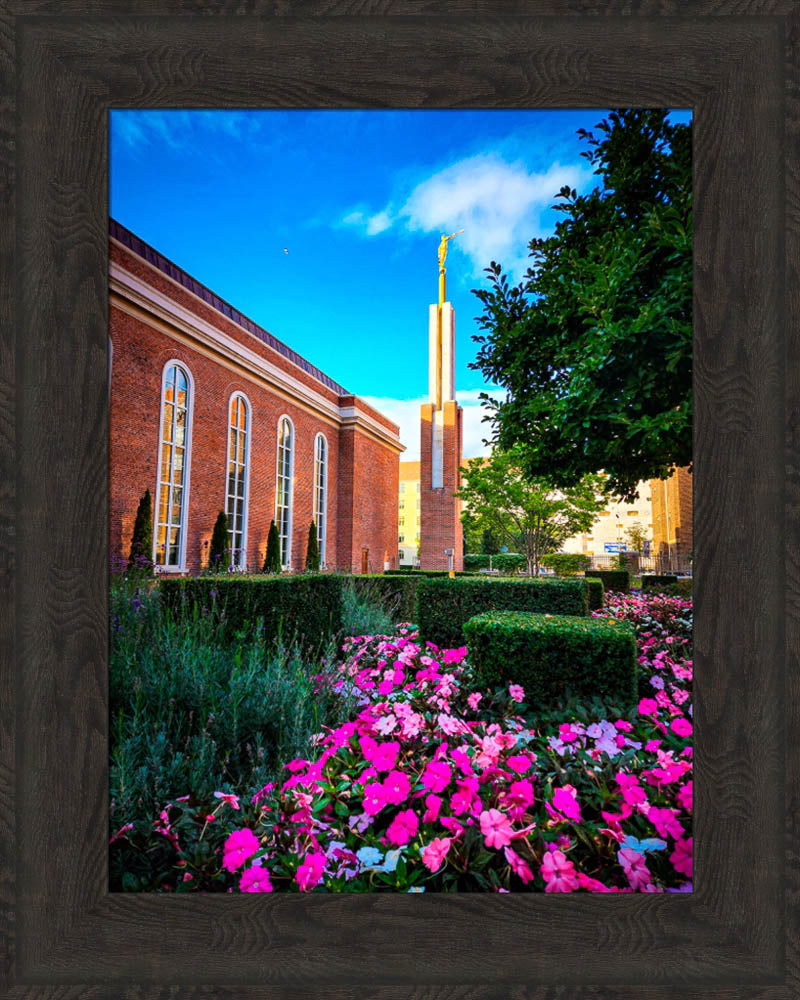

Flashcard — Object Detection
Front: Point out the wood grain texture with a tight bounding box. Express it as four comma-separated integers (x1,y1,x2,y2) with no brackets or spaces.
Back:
2,4,797,998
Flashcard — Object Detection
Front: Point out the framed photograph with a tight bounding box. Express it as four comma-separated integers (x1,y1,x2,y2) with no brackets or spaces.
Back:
3,5,796,997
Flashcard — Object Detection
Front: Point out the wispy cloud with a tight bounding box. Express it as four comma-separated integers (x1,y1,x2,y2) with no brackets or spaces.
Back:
359,388,502,462
340,207,394,236
111,110,264,152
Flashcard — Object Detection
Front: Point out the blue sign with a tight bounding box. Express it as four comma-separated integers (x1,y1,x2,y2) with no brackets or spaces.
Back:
604,543,628,553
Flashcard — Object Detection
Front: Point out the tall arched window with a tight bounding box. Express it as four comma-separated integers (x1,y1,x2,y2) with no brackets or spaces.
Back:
275,416,294,568
313,433,328,567
155,362,193,568
226,393,251,569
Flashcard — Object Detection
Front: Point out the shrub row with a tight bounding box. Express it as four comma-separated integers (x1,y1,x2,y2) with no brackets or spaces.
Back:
463,610,638,709
385,568,476,577
540,552,592,575
463,553,527,573
585,569,632,593
585,577,605,611
350,574,421,623
641,574,679,591
417,576,589,650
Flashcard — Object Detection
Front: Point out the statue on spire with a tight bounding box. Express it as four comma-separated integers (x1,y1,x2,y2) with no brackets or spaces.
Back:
437,229,463,271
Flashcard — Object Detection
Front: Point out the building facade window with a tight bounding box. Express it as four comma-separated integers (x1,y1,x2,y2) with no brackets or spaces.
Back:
313,432,328,566
226,393,251,568
275,415,294,568
155,362,192,569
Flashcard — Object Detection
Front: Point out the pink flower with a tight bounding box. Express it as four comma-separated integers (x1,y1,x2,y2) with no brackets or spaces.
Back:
437,713,462,736
421,760,451,793
670,717,693,737
450,783,475,815
559,724,580,743
382,769,411,805
550,787,581,824
420,836,451,872
647,806,685,841
296,850,326,892
638,698,659,717
576,873,614,892
504,845,534,884
614,719,634,732
239,866,273,892
676,780,693,813
618,847,651,891
370,740,401,772
362,782,387,815
423,793,442,822
506,754,532,775
507,779,535,810
540,850,579,892
509,684,525,703
222,829,261,872
644,739,662,752
479,808,515,849
214,791,241,810
670,838,693,877
386,808,419,846
467,692,482,710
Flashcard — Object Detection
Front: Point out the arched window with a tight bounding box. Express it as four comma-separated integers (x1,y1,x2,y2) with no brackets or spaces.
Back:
155,362,193,569
275,416,294,568
313,433,328,567
226,393,251,569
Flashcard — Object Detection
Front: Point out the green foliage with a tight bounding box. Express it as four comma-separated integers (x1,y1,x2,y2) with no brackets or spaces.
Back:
208,510,230,572
624,520,650,554
540,552,592,575
263,520,281,573
641,574,679,592
481,527,502,555
127,489,153,574
464,553,490,571
417,576,589,650
585,577,605,611
470,109,692,500
342,575,406,634
305,522,320,572
456,447,606,575
159,574,345,652
586,569,632,594
463,611,638,710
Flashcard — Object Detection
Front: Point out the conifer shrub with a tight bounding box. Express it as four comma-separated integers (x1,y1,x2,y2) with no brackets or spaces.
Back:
263,520,281,574
463,610,638,709
208,510,230,572
305,522,320,572
127,489,153,574
585,569,632,593
641,574,679,592
417,576,589,649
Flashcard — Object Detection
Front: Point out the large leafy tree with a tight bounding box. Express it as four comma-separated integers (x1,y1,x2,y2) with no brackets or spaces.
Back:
471,109,691,501
454,448,607,575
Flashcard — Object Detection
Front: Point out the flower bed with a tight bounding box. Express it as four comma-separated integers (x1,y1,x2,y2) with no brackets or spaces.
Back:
111,593,692,893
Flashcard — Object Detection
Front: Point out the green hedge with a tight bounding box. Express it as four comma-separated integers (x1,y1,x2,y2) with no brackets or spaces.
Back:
585,577,605,611
159,574,344,650
417,576,589,650
585,569,632,593
641,574,679,592
463,554,490,571
541,552,592,575
463,611,638,709
385,569,476,577
350,574,421,622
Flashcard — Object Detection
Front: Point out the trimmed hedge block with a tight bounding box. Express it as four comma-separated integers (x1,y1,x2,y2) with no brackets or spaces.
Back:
463,611,638,709
585,577,605,611
417,576,589,650
159,574,344,650
585,569,632,593
641,574,679,592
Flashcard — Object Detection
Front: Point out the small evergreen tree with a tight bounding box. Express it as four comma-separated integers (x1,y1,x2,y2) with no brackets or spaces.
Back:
208,510,230,572
305,521,320,572
263,519,281,573
127,489,153,574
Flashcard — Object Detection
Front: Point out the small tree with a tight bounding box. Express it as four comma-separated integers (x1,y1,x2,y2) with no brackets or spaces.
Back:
208,510,230,572
263,519,281,573
625,520,650,554
127,489,153,574
305,521,320,572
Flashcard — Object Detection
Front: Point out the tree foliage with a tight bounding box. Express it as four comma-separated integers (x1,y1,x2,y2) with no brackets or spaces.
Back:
128,489,153,574
208,510,230,572
471,109,692,501
305,521,320,572
454,448,607,575
624,520,650,554
263,520,282,574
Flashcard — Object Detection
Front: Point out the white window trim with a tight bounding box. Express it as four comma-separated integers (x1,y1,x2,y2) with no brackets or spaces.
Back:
314,432,328,568
275,413,295,569
225,391,253,570
153,359,194,573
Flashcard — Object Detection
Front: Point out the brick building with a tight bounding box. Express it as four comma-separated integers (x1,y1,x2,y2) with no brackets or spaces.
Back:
650,466,693,570
109,219,403,575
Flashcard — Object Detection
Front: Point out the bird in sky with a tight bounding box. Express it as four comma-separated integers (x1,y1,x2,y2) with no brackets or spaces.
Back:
283,248,289,254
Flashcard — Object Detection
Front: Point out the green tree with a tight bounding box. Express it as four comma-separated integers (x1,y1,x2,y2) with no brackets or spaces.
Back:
208,511,230,572
263,520,281,574
624,520,650,554
471,109,691,501
480,527,502,555
305,521,320,572
127,489,153,574
454,447,607,576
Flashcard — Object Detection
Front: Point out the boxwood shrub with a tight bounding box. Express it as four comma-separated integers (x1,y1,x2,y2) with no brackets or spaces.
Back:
417,576,589,650
585,569,632,593
585,577,605,611
159,574,344,650
641,574,679,592
463,611,638,709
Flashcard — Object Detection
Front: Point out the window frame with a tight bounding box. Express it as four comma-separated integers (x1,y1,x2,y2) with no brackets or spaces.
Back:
313,432,328,568
275,414,295,569
153,359,194,572
225,391,252,570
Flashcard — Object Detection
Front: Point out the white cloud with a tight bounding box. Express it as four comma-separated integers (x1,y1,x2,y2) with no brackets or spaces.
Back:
366,210,393,235
340,207,394,236
358,389,501,462
111,111,263,151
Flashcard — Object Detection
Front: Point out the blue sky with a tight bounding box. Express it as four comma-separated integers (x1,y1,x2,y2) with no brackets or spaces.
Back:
111,108,691,460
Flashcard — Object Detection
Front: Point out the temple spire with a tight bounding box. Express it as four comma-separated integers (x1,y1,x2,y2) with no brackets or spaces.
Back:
435,230,463,411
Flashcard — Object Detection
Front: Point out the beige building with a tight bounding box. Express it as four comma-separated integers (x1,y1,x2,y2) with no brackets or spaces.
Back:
398,460,422,565
561,481,654,560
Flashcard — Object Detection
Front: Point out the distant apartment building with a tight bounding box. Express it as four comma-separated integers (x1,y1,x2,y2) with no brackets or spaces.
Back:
650,466,693,570
561,481,654,559
398,460,422,565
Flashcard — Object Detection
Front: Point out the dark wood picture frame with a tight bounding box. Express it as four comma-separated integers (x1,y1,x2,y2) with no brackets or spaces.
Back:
1,4,798,997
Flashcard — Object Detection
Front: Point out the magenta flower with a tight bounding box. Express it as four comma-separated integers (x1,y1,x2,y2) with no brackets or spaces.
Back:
506,754,532,775
540,850,579,892
367,740,401,772
467,692,482,710
677,780,693,813
362,781,387,816
386,808,419,846
239,866,273,892
576,872,614,892
382,769,411,805
449,783,475,816
618,847,651,890
421,760,451,793
638,698,659,717
647,806,685,841
503,845,534,884
670,838,693,877
670,717,693,737
479,808,515,850
509,684,525,703
550,787,581,823
507,779,535,810
296,851,326,892
214,791,241,810
420,836,451,872
423,793,442,822
222,829,261,872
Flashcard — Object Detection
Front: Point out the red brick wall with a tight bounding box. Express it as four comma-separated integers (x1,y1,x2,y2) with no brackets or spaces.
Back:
419,400,464,571
650,466,693,566
336,427,399,573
